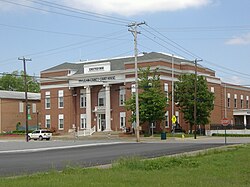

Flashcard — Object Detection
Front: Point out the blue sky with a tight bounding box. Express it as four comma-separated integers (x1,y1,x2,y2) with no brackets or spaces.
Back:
0,0,250,85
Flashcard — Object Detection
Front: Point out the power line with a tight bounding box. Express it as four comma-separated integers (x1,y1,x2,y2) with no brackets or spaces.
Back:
144,24,201,59
28,0,132,24
0,0,126,26
0,29,127,65
142,24,250,81
0,23,129,39
156,25,250,32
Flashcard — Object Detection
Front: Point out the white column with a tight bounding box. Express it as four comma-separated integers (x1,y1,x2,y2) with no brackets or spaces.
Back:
85,86,92,129
244,115,247,129
104,84,111,131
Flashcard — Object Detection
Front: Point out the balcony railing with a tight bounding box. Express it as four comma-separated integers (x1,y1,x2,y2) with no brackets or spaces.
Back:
93,106,106,112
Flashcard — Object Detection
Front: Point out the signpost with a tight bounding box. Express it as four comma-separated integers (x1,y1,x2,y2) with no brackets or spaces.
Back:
171,115,176,135
221,118,229,144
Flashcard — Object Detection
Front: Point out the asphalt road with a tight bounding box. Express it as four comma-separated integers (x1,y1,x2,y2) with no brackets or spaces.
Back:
0,142,227,177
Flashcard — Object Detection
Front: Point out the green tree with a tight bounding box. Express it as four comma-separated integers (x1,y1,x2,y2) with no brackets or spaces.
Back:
174,74,214,133
0,71,40,93
125,67,168,133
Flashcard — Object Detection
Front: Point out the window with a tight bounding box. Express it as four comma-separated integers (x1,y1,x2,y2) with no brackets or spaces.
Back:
247,96,249,109
80,114,87,129
165,111,169,128
80,89,86,108
119,86,126,106
120,112,126,128
99,98,104,106
210,87,215,93
175,111,179,123
131,84,135,94
227,93,230,108
164,83,169,103
19,102,24,113
240,95,244,109
45,115,51,129
58,114,64,130
28,104,31,114
234,94,237,108
58,90,64,108
32,103,36,113
45,91,51,109
98,88,105,106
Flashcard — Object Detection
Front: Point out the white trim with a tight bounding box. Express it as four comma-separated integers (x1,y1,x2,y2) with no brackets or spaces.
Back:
80,114,87,129
234,94,237,99
119,86,125,106
45,91,51,109
165,111,169,128
19,102,24,113
58,90,64,109
32,103,36,113
80,89,86,108
210,87,215,93
119,112,126,129
45,115,51,129
58,114,64,130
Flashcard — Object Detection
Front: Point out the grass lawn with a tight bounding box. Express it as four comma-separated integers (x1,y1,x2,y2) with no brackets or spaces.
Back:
0,144,250,187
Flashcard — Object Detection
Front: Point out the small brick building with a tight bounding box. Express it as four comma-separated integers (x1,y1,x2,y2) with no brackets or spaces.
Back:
40,52,250,134
0,90,41,133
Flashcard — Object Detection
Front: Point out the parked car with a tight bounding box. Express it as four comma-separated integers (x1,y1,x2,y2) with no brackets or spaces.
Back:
28,129,52,141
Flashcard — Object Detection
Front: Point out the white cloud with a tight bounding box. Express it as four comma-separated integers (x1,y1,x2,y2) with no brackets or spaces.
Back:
222,76,244,85
62,0,212,16
226,33,250,45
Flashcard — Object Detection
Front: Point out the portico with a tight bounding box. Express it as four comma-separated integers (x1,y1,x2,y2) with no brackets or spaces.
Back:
233,109,250,128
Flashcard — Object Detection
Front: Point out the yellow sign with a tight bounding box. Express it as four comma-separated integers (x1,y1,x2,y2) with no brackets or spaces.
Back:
172,115,176,124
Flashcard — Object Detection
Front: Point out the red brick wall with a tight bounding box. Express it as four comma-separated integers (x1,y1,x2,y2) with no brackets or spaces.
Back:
0,99,41,132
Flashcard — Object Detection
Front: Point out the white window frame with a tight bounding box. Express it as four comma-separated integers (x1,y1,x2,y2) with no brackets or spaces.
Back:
234,94,237,108
45,115,51,129
32,103,36,113
19,102,24,113
164,83,169,103
80,114,87,129
240,95,244,108
80,89,86,108
165,111,169,128
119,86,126,106
246,96,249,109
211,87,214,93
58,114,64,130
58,90,64,108
227,93,230,108
131,84,135,93
45,91,51,109
120,112,126,128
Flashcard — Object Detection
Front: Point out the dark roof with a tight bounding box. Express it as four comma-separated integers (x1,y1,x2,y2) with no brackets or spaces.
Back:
42,52,193,74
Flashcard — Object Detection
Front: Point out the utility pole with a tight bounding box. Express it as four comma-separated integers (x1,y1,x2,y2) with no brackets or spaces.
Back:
18,57,32,142
194,59,202,139
128,21,145,142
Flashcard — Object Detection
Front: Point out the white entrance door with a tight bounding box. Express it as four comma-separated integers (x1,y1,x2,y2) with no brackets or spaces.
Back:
98,114,106,132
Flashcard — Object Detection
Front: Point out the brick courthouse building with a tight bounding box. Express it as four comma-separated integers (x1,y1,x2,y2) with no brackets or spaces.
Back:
40,52,250,134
